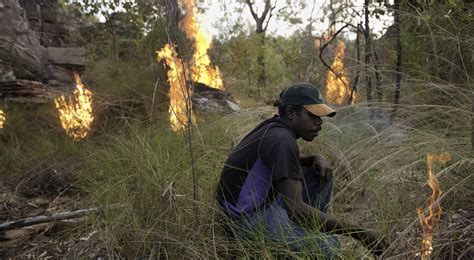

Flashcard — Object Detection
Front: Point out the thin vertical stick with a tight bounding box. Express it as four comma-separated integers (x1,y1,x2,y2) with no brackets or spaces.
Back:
348,23,361,105
391,0,402,123
364,0,373,108
162,10,199,225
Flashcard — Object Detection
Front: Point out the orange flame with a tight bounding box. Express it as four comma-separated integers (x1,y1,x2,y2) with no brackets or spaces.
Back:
0,110,5,129
157,44,195,132
157,0,223,131
54,72,94,141
416,152,451,259
179,0,224,89
316,25,352,105
325,40,351,105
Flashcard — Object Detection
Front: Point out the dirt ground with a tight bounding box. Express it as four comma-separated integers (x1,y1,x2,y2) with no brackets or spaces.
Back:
0,165,107,258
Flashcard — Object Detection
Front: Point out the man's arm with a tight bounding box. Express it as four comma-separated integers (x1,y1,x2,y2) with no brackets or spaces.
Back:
299,154,333,181
276,178,387,255
299,154,314,167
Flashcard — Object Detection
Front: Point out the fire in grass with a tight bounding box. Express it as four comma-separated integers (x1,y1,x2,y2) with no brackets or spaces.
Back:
416,152,451,259
54,72,94,141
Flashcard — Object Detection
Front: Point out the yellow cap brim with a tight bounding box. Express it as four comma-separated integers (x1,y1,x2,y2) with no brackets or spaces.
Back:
303,104,336,117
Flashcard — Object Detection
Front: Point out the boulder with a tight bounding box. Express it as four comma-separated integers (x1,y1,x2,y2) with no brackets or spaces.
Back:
0,80,58,103
0,0,87,100
0,0,46,80
0,60,15,81
191,82,240,113
47,47,86,66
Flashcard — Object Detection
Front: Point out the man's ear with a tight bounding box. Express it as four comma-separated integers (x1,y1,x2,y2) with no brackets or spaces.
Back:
286,105,296,120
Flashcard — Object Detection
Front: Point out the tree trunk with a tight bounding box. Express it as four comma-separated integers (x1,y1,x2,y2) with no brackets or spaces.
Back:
256,34,267,98
348,23,361,105
391,0,402,122
364,0,373,106
164,0,181,27
373,48,383,103
245,0,273,98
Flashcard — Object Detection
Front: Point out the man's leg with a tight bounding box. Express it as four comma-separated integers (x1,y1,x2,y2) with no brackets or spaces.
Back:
234,168,339,258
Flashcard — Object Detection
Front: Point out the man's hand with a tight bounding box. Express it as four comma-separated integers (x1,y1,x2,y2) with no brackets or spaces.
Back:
311,154,333,182
277,179,389,256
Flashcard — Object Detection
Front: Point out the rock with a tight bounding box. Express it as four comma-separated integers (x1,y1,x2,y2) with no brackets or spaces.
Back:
225,100,240,112
0,0,46,80
0,0,87,98
0,61,15,81
191,82,240,113
47,47,86,66
0,80,58,103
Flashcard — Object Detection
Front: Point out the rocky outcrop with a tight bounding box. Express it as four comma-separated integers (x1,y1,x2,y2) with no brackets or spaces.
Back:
0,0,86,101
0,80,57,103
192,82,240,113
0,0,46,80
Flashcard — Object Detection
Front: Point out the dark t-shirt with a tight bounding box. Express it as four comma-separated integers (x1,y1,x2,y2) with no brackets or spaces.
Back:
216,115,302,217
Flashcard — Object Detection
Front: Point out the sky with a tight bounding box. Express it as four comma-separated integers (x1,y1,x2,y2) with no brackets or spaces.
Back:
199,0,394,40
91,0,394,40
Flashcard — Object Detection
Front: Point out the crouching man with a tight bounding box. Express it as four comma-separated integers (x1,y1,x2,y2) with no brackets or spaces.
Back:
216,82,387,258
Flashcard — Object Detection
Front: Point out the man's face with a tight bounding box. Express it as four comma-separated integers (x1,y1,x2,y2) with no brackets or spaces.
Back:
288,108,323,141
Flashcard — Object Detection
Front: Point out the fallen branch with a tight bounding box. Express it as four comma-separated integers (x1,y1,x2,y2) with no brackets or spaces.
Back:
0,207,98,232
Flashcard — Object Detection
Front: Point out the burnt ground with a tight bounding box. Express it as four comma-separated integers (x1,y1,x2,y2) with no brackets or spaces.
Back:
0,165,107,258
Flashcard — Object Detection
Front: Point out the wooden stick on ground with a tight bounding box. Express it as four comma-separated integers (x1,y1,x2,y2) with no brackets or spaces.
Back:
0,207,98,232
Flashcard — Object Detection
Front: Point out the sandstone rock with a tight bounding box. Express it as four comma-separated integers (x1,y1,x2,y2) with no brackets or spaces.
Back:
0,61,15,81
0,0,46,80
47,47,86,66
0,80,58,103
43,64,74,88
191,82,240,113
0,0,87,97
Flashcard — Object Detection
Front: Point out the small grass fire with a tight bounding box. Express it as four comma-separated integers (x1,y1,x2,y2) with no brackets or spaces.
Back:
316,25,352,105
54,72,94,141
0,109,5,129
156,0,223,132
157,44,196,132
416,152,452,259
326,39,351,105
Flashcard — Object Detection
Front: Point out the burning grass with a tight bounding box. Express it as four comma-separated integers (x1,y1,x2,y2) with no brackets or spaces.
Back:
0,109,5,129
54,72,94,141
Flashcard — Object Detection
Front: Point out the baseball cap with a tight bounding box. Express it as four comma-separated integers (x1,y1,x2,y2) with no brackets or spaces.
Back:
275,82,336,117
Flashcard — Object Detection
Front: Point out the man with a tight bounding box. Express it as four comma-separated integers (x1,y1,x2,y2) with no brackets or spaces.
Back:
216,82,387,258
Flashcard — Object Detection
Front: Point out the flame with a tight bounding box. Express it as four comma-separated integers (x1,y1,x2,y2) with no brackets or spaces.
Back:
416,152,451,259
325,40,351,105
54,72,94,141
316,25,352,105
157,0,223,131
157,44,195,132
0,109,5,129
179,0,224,89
